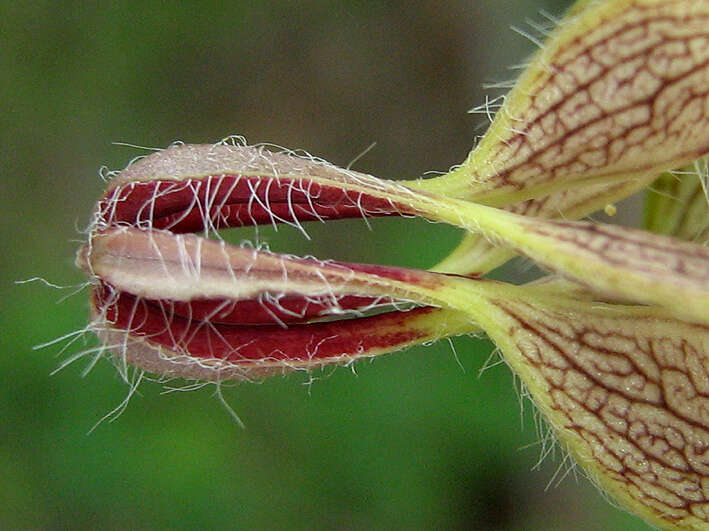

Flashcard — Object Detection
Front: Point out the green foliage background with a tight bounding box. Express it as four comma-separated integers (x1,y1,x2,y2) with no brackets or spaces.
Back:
2,1,650,529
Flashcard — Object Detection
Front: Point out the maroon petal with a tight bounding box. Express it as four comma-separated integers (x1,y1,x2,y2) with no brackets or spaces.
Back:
95,144,423,233
91,282,473,381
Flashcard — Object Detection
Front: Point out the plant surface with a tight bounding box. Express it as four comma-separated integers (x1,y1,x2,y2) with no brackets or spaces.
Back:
75,0,709,528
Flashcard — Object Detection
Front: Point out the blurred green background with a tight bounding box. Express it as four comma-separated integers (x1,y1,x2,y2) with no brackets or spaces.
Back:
2,1,651,529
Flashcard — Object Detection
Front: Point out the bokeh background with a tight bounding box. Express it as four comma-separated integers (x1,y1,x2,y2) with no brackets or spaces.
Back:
3,1,651,529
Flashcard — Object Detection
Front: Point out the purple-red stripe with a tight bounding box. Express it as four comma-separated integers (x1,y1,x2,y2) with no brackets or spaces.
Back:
100,175,403,232
144,294,390,325
96,284,434,363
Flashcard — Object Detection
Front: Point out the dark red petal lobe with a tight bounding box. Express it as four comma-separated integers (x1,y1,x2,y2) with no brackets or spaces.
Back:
95,285,435,363
99,175,404,232
147,294,390,325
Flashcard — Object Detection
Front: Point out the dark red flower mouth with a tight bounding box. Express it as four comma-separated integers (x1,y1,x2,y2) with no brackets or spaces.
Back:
79,144,466,380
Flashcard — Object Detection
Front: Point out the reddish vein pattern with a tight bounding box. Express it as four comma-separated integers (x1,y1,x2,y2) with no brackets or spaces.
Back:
525,219,709,283
494,298,709,524
479,2,709,193
442,178,653,275
507,179,649,218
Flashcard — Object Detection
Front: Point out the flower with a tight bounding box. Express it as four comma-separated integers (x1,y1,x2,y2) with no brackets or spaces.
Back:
76,0,709,528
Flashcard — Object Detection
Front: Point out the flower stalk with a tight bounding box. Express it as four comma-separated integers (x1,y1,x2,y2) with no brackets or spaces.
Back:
75,0,709,528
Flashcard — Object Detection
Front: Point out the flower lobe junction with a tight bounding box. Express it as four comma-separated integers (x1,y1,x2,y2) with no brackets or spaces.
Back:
80,145,459,381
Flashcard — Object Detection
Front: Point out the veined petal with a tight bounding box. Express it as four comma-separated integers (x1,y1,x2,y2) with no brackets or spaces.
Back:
413,0,709,206
465,285,709,530
505,215,709,324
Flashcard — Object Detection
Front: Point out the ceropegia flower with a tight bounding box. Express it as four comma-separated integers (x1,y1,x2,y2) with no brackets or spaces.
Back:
75,0,709,528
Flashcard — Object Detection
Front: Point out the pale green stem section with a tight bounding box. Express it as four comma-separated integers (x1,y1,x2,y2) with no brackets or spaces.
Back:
425,196,709,324
431,173,656,275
